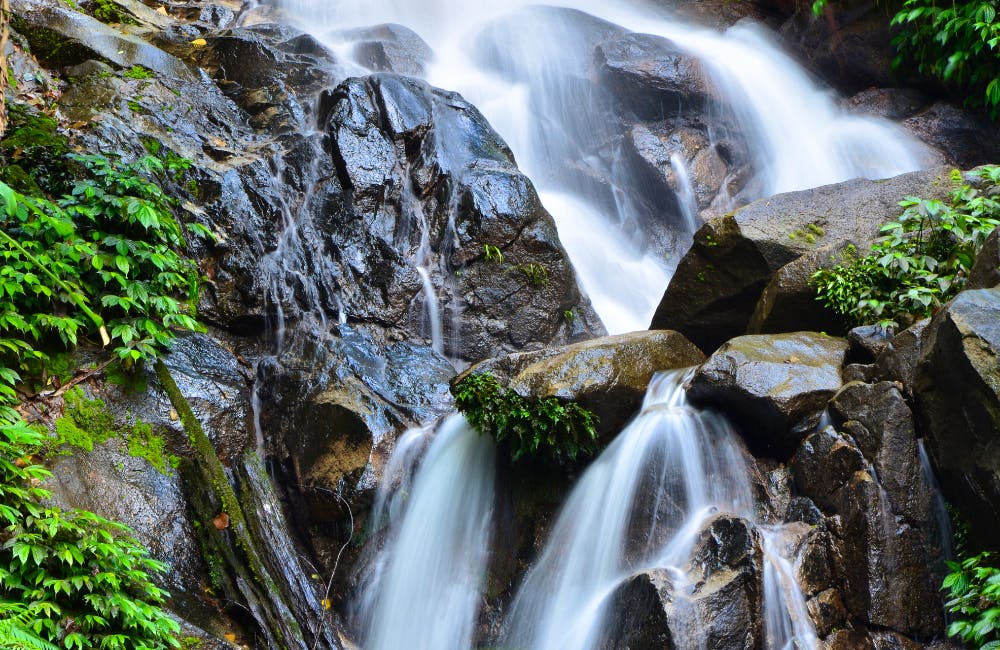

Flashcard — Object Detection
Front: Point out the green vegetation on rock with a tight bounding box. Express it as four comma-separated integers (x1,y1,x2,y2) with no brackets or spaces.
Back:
452,372,598,462
812,166,1000,329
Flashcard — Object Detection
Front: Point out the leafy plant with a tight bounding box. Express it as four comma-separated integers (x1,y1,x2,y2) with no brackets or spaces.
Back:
482,244,503,264
0,153,210,370
892,0,1000,116
943,550,1000,649
518,263,549,287
0,415,180,650
812,166,1000,329
123,66,154,80
452,372,598,462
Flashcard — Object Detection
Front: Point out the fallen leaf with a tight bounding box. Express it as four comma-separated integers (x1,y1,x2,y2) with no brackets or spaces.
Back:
320,598,332,610
169,408,178,421
191,38,208,48
223,633,236,643
213,513,230,530
788,355,800,364
155,5,168,14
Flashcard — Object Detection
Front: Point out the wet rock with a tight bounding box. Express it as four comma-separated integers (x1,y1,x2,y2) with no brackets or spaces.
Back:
649,167,952,351
261,327,455,526
337,23,434,76
808,588,848,638
602,571,676,649
605,515,763,650
829,382,933,526
842,363,877,383
844,87,930,121
904,102,1000,168
595,32,711,119
847,325,892,362
874,319,929,392
460,330,704,437
747,242,852,337
822,629,876,650
915,287,1000,544
968,228,1000,290
689,332,848,455
11,0,198,79
792,429,942,635
786,496,824,526
325,73,603,362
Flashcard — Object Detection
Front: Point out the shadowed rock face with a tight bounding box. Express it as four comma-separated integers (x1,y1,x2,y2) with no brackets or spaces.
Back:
688,332,848,456
916,287,1000,546
604,515,763,650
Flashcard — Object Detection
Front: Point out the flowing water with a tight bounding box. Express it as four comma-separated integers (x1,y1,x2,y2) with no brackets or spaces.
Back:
351,416,497,650
503,370,816,650
257,0,936,646
275,0,932,333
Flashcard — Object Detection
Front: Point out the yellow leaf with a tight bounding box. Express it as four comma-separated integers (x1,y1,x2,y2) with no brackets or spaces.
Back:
320,598,332,610
155,5,168,14
191,38,208,48
223,634,236,642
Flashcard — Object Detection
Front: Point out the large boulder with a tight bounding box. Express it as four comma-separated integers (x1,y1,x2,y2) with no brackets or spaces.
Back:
604,515,763,649
688,332,849,455
459,330,704,437
791,428,944,637
649,168,952,351
968,228,1000,290
828,382,933,526
324,73,603,361
915,287,1000,544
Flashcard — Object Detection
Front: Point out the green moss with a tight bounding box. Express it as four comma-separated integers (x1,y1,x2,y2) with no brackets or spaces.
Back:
89,0,135,25
123,65,154,80
518,262,549,287
51,386,179,473
180,637,204,650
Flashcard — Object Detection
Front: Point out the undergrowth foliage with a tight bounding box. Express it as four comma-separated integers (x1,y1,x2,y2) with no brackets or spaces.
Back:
892,0,1000,116
452,372,598,462
812,166,1000,329
943,551,1000,649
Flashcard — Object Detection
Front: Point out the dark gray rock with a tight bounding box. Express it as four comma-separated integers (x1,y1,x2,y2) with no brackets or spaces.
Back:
791,428,943,636
650,167,952,351
336,23,433,76
915,287,1000,544
874,319,929,391
747,242,852,337
904,102,1000,169
595,32,711,120
458,330,704,438
325,73,603,362
847,325,893,362
11,0,197,79
828,382,933,527
604,515,763,650
842,363,877,383
689,332,848,455
968,228,1000,290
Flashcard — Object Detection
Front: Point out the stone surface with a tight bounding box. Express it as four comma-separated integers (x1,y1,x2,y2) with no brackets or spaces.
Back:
650,168,951,351
874,319,929,392
337,23,433,76
915,287,1000,544
968,228,1000,290
689,332,848,455
904,102,1000,169
459,330,705,437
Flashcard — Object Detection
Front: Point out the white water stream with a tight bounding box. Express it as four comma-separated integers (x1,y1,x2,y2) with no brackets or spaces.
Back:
263,0,934,647
275,0,931,333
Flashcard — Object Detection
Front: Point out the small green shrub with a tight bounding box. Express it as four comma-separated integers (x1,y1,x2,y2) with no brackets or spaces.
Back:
452,372,598,462
518,263,549,287
482,244,503,264
943,550,1000,649
812,166,1000,329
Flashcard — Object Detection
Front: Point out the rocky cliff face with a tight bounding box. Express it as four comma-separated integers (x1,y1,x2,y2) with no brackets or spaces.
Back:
3,0,998,647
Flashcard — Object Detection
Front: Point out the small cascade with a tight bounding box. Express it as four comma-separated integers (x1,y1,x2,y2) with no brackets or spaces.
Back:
353,415,497,650
669,152,701,234
400,173,446,355
918,438,954,561
277,0,932,334
503,370,816,649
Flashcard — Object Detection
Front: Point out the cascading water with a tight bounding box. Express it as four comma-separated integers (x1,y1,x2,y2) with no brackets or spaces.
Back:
503,370,817,649
274,0,932,333
352,415,497,650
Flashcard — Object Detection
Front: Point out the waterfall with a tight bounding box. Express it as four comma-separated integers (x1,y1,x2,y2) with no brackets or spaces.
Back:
503,370,816,649
275,0,932,334
352,415,497,650
669,152,701,234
